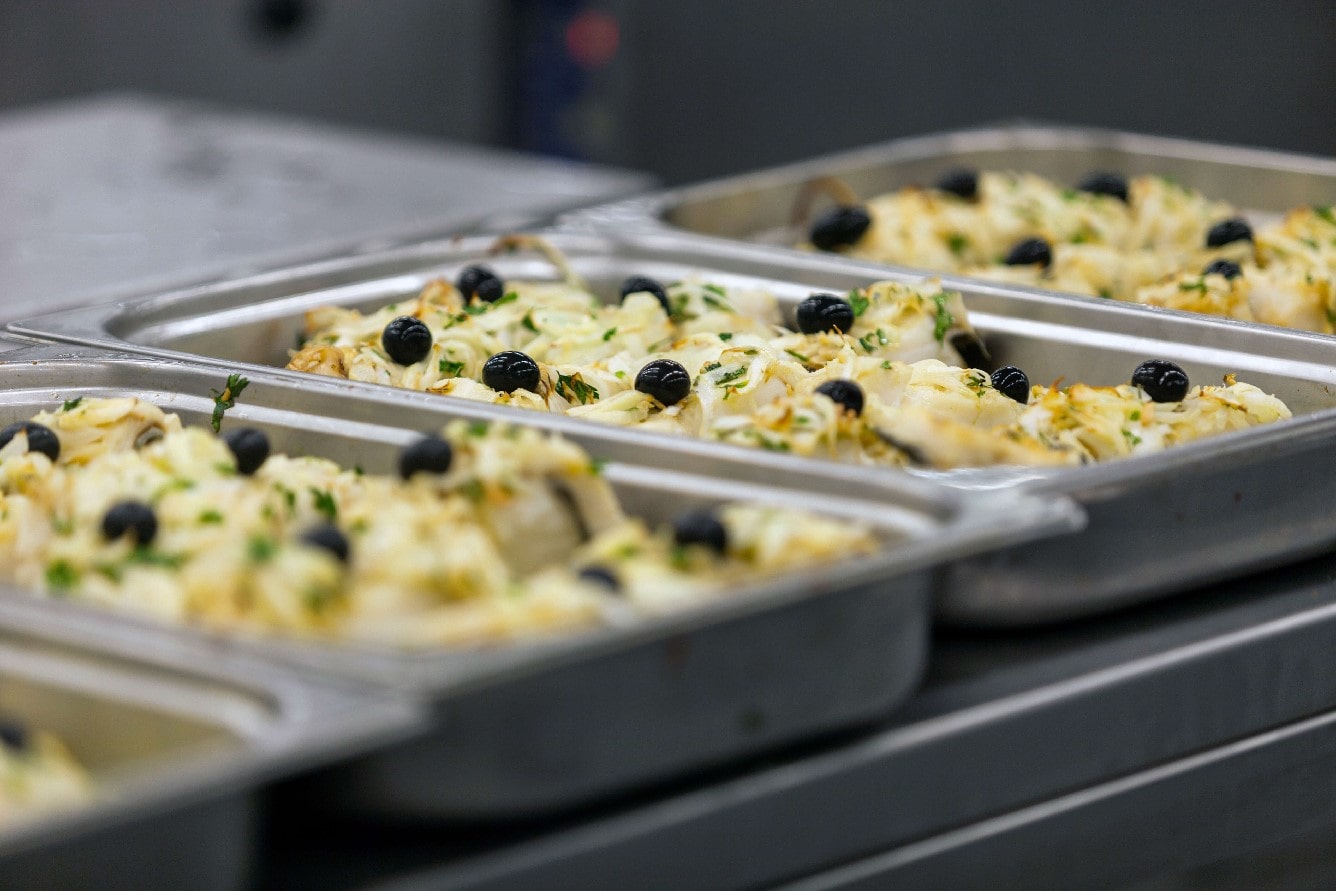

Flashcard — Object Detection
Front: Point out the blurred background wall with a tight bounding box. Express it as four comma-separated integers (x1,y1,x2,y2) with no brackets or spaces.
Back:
1,0,1333,184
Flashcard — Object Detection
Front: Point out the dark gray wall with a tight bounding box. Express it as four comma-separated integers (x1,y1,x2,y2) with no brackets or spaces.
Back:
1,1,1333,184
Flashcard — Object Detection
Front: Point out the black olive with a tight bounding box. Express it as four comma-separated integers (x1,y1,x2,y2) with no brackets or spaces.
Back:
1132,359,1190,403
456,264,503,301
1077,171,1130,203
222,427,270,476
619,276,672,316
481,351,541,394
990,366,1031,404
0,422,60,462
815,379,865,417
935,168,979,201
473,276,505,303
381,316,432,366
809,205,871,252
1206,217,1254,248
1004,237,1053,269
950,332,991,371
795,293,856,334
634,359,692,407
578,565,621,592
300,524,350,563
0,719,27,752
398,434,453,480
1203,258,1243,280
672,509,728,554
102,500,158,546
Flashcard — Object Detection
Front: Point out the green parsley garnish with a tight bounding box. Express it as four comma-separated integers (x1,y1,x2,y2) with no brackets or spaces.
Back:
849,291,870,317
247,535,277,564
587,457,607,476
946,233,969,256
714,366,748,386
1122,428,1142,447
467,420,490,437
61,397,83,412
1178,278,1208,294
45,560,79,591
51,517,75,536
1314,206,1335,226
701,292,730,312
457,478,486,502
521,312,539,333
703,283,728,297
438,359,465,377
881,360,894,370
718,332,733,342
555,372,600,405
209,373,250,433
858,329,889,353
126,548,186,570
602,327,618,342
785,349,812,364
310,488,338,522
931,293,954,344
198,509,224,525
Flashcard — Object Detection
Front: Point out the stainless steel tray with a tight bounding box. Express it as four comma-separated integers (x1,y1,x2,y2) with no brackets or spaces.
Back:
0,348,1070,817
571,121,1336,247
11,230,1336,626
0,597,417,891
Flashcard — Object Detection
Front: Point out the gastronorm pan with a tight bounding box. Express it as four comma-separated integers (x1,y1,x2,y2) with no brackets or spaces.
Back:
571,122,1336,246
0,596,417,891
12,230,1336,626
0,347,1072,817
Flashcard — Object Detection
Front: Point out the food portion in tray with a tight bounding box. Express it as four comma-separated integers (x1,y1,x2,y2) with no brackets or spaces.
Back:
0,718,91,824
799,171,1336,332
0,397,878,646
288,237,1292,469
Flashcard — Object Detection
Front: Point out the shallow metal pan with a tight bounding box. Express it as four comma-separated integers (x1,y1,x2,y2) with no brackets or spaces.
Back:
570,121,1336,245
0,597,417,890
11,230,1336,626
0,348,1071,817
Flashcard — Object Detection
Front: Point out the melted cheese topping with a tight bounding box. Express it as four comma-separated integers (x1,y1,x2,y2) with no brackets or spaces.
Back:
0,398,879,647
290,271,1291,469
0,729,91,824
814,171,1336,332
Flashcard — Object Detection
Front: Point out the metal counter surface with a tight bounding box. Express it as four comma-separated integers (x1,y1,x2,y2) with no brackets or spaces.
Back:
257,552,1336,889
0,94,653,321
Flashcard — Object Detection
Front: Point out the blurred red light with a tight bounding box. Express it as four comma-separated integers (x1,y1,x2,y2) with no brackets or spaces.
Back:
565,10,620,70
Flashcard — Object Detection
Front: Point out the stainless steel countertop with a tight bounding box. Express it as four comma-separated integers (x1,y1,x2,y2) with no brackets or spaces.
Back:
0,93,654,321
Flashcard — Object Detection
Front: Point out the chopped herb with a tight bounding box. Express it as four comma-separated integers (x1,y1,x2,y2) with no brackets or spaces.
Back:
61,397,83,412
714,366,748,386
946,232,969,256
275,484,297,511
703,283,728,297
1314,206,1336,226
587,457,607,476
668,544,691,570
438,359,465,377
670,293,693,321
51,517,75,536
1301,237,1320,250
94,563,123,583
209,373,250,433
750,431,791,452
785,349,811,364
126,547,186,570
467,420,490,437
1060,188,1078,201
931,293,955,344
602,327,618,342
304,587,340,613
1098,289,1113,299
614,370,626,379
213,462,238,476
1129,409,1141,421
198,509,224,525
464,291,519,315
457,478,485,502
718,332,733,342
881,360,894,370
701,293,730,311
310,488,338,522
849,291,870,317
45,560,79,591
353,464,365,476
1178,278,1208,294
858,330,888,354
965,371,989,398
1070,231,1088,245
247,535,277,564
1121,428,1142,447
701,361,722,374
555,372,600,405
520,312,539,333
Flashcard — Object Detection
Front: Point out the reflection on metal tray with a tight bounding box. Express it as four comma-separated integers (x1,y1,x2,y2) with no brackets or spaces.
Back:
0,349,1067,817
572,122,1336,244
0,598,416,891
10,231,1336,626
